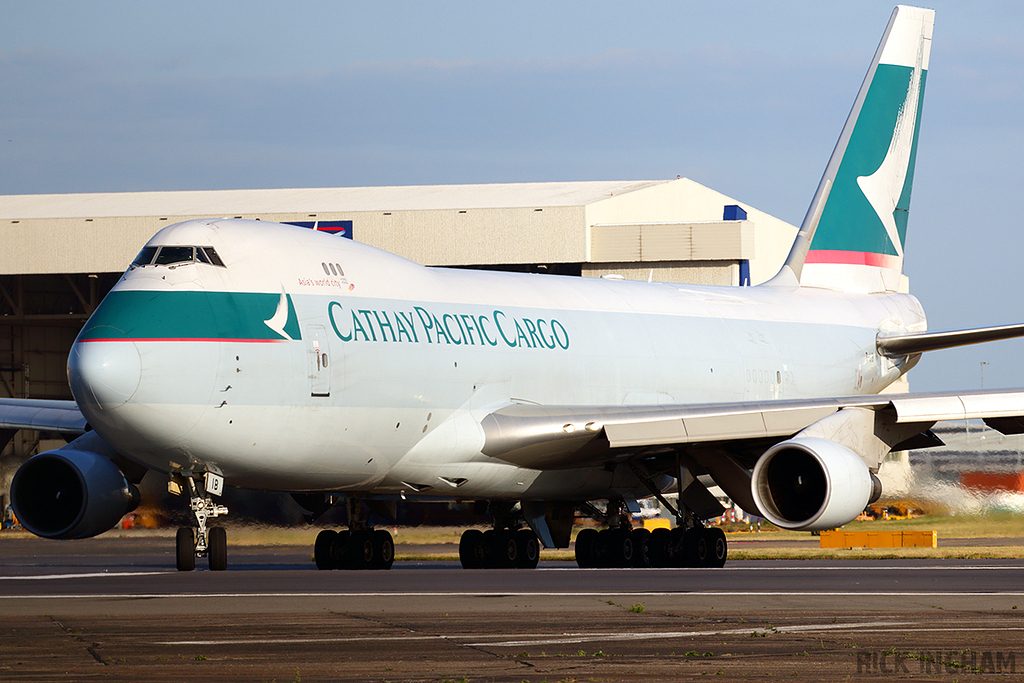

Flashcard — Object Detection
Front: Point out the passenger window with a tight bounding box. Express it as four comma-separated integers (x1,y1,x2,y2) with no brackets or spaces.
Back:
155,246,195,265
131,246,159,267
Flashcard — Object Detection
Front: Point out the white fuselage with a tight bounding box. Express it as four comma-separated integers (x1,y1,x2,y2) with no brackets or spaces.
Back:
68,220,926,500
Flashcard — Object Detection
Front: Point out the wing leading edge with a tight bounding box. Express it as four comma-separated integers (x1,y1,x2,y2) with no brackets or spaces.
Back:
0,398,87,436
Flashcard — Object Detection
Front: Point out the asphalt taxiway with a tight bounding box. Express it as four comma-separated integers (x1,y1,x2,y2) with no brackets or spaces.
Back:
2,536,1023,681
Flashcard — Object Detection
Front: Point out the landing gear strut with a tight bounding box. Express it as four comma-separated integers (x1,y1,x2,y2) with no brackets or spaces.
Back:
173,472,229,571
313,497,395,570
458,501,540,569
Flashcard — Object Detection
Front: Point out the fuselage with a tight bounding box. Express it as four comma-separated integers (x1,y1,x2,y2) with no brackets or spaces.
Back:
68,219,926,499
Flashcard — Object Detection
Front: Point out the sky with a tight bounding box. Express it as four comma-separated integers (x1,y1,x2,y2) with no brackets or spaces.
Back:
3,1,1024,393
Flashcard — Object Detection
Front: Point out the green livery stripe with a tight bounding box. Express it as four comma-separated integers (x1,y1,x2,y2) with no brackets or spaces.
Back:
810,63,927,256
77,290,301,342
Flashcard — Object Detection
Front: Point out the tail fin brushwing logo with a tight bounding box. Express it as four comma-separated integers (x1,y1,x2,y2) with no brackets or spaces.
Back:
789,6,933,294
855,38,925,261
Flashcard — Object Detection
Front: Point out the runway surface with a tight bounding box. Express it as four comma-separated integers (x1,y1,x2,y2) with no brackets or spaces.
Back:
2,536,1023,681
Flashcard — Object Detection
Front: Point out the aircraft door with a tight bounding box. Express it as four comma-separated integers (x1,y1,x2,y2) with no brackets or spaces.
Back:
305,324,332,397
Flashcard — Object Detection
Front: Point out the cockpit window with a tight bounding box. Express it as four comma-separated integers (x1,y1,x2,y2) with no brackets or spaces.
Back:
130,245,227,270
132,246,159,266
201,246,226,267
155,246,195,265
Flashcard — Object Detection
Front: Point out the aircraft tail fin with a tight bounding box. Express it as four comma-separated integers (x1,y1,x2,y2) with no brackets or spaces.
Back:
770,5,933,293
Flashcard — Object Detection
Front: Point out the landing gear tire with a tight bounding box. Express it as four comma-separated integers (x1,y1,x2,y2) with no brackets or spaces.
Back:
706,527,727,568
329,529,351,569
684,527,709,568
648,528,670,568
575,528,599,568
491,529,519,568
602,528,635,568
208,526,228,571
665,527,687,567
349,530,376,570
372,529,395,570
459,529,486,569
630,528,651,568
315,529,338,570
176,527,195,572
515,529,540,569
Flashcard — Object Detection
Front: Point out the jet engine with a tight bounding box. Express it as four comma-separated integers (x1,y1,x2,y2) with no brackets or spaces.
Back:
751,437,882,531
10,448,140,539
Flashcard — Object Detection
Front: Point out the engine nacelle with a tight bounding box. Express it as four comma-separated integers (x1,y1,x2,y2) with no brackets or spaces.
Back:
751,437,882,531
11,448,140,539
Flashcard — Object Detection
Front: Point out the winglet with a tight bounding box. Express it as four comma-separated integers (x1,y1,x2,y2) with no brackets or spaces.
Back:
768,6,933,293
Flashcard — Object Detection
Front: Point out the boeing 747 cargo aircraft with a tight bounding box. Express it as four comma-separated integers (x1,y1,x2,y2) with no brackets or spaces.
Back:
6,6,1024,571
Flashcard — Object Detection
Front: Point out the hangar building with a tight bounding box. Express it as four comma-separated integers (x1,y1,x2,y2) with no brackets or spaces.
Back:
0,177,797,475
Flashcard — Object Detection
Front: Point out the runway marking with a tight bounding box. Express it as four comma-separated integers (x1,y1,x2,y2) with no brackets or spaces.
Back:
1,564,1021,581
8,591,1024,599
553,565,1024,571
463,621,912,647
159,636,446,645
153,621,911,647
0,571,169,581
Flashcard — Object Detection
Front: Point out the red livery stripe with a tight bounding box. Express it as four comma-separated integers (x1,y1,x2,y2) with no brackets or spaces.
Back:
805,250,901,269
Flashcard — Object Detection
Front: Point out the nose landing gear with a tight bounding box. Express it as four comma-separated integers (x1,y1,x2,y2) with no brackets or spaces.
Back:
172,472,229,571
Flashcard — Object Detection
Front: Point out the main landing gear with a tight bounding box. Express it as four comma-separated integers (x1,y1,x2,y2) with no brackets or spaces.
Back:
458,527,540,569
313,498,395,570
172,473,229,571
574,498,727,569
458,501,540,569
575,524,727,568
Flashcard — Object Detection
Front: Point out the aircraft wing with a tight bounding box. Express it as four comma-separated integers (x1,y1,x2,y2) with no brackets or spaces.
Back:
0,398,88,436
480,389,1024,471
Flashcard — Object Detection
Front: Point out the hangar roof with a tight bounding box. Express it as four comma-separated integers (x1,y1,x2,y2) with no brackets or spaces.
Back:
2,180,670,219
0,178,797,285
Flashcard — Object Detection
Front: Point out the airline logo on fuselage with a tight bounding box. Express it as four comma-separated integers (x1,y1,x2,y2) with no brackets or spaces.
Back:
327,302,570,350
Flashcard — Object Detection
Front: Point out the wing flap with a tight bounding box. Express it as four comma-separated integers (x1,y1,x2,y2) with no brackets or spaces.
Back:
890,390,1024,424
603,405,837,449
681,412,767,442
984,416,1024,435
603,418,687,448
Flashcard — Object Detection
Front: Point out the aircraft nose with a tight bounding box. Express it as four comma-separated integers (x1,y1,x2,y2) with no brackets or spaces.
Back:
68,340,142,410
